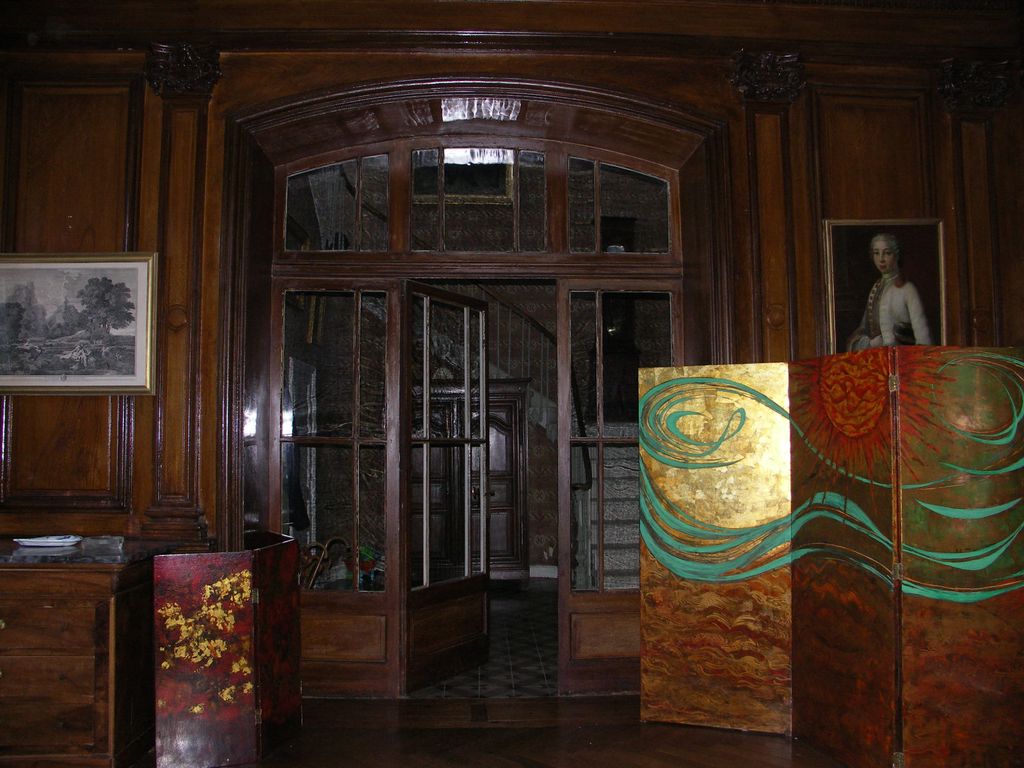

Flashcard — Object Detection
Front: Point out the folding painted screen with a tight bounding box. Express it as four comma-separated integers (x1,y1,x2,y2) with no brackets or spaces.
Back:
639,347,1024,768
154,532,302,768
639,362,793,733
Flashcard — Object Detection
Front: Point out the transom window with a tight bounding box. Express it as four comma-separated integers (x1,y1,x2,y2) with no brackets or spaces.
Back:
568,158,669,253
285,155,389,252
283,148,671,255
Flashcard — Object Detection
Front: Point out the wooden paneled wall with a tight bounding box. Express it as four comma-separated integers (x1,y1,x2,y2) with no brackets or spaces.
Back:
1,63,149,535
0,1,1020,547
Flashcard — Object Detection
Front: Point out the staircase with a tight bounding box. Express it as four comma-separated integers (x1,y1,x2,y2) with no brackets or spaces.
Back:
601,443,640,590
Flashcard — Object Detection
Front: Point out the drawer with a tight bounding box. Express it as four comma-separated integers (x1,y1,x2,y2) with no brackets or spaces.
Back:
0,655,94,699
0,602,97,654
0,697,95,749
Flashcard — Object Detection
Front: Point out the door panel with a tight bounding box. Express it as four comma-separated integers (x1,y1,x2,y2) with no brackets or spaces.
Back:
482,379,529,578
434,378,529,579
403,282,490,692
558,282,682,694
276,285,401,698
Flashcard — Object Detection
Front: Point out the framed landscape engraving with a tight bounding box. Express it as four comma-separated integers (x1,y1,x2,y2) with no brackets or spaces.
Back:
0,252,156,393
823,219,944,354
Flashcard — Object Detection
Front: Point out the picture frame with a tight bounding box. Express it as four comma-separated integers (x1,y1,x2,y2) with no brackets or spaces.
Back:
823,219,944,354
0,252,157,393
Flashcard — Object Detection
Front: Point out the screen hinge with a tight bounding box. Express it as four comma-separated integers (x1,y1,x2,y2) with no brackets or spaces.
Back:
893,562,904,582
892,751,905,768
888,373,899,393
252,587,260,605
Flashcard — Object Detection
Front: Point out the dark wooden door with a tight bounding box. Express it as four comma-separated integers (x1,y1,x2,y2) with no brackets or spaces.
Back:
481,379,529,579
429,378,530,581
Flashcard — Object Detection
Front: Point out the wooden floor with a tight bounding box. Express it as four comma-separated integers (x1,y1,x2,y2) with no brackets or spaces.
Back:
248,696,848,768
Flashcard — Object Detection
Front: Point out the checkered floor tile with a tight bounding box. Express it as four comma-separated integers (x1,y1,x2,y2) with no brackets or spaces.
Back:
408,583,557,699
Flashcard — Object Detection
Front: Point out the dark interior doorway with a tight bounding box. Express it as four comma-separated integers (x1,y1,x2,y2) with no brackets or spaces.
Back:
418,280,560,698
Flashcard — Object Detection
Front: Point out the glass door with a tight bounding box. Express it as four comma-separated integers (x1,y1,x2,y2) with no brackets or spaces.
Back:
403,281,491,692
558,282,682,693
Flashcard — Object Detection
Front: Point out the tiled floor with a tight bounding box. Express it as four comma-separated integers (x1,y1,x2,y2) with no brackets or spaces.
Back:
408,581,558,699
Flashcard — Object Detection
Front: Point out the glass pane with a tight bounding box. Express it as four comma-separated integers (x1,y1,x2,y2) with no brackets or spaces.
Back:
284,445,354,591
471,443,484,575
568,157,595,252
411,295,426,439
570,291,597,437
603,445,639,590
358,446,386,591
411,149,439,251
470,308,482,440
519,150,545,252
282,292,354,438
285,169,318,251
599,164,669,253
360,154,389,251
242,439,260,529
286,162,356,251
410,444,425,588
631,292,673,366
601,293,638,428
444,148,514,252
336,159,358,250
430,301,465,439
430,445,467,584
570,444,598,590
359,292,387,438
603,292,673,438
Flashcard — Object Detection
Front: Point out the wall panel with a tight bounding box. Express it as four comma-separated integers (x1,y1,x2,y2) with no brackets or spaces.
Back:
816,91,930,218
12,84,132,251
955,119,998,346
753,111,794,362
1,78,142,527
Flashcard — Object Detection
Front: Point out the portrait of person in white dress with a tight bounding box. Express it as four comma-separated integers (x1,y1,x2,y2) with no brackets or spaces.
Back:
846,232,932,352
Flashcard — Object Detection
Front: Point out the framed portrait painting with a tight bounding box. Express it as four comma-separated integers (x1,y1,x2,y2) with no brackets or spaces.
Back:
0,252,157,393
823,219,944,354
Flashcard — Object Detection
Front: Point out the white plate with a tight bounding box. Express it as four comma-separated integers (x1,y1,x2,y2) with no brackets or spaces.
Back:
13,535,83,547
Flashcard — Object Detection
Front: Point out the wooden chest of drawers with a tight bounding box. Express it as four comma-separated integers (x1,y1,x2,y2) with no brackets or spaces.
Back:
0,539,173,767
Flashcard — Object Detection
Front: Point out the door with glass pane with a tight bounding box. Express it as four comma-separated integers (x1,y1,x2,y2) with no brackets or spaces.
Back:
558,283,682,694
276,286,400,697
404,282,490,692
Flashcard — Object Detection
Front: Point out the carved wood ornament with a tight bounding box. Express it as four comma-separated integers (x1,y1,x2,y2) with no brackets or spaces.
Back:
145,43,222,98
730,50,806,104
938,58,1015,112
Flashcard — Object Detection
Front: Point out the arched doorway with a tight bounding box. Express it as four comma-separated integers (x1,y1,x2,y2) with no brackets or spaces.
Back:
219,78,729,697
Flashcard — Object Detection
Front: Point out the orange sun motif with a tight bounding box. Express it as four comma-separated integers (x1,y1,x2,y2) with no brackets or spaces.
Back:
790,346,948,483
819,353,890,439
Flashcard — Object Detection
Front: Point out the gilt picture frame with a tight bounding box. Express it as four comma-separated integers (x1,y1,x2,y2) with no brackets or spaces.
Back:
0,252,157,393
823,219,944,355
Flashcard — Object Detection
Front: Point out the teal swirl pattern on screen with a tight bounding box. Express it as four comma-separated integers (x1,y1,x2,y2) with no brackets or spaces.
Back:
639,350,1024,604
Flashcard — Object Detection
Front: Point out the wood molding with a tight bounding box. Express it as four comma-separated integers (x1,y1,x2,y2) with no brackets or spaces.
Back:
731,50,806,104
141,50,214,544
731,52,802,362
2,4,1018,58
1,396,133,513
938,58,1016,113
951,117,1001,346
748,108,798,362
144,43,222,99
